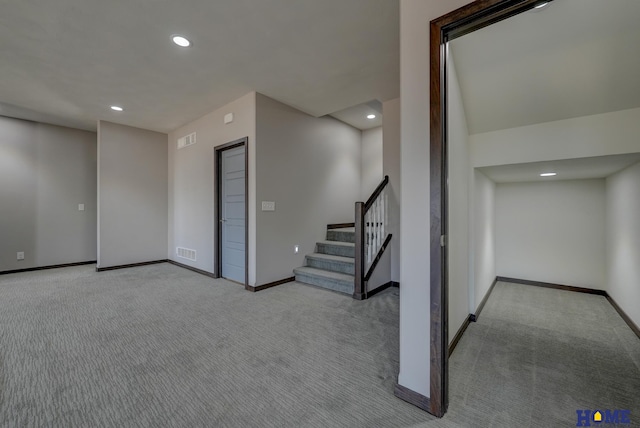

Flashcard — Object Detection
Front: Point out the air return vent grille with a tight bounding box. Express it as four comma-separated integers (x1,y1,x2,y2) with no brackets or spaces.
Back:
177,132,196,149
176,247,196,261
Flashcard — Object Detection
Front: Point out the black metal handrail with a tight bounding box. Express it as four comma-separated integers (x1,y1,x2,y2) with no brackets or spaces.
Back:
364,175,389,210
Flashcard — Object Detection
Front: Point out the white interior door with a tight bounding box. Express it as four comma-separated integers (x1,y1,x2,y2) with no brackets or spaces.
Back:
221,145,246,283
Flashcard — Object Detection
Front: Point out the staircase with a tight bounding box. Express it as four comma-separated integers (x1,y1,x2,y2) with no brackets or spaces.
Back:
293,226,355,295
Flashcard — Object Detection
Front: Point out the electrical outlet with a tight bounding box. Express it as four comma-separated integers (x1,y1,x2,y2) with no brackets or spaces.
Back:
78,204,85,211
294,245,299,254
17,252,24,260
261,201,275,211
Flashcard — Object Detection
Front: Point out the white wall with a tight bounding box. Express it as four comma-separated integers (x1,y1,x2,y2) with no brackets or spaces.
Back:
399,0,474,398
167,92,256,283
447,55,470,344
472,170,496,313
361,126,383,199
383,98,401,283
471,107,640,167
496,179,607,289
0,117,96,271
255,93,361,285
400,0,640,401
606,162,640,328
367,247,391,293
97,121,168,268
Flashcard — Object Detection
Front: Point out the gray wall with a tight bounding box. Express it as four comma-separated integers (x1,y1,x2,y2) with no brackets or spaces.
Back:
496,179,607,289
0,116,96,272
167,92,256,282
447,55,471,344
367,246,391,292
255,93,361,285
361,126,383,199
97,121,167,268
471,107,640,168
472,170,496,313
383,98,401,283
398,0,474,395
606,161,640,327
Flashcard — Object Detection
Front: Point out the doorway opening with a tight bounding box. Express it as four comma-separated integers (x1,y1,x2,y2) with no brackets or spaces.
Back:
429,0,551,418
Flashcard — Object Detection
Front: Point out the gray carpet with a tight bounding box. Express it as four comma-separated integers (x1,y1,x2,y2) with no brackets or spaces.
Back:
422,281,640,428
0,264,428,427
0,268,638,427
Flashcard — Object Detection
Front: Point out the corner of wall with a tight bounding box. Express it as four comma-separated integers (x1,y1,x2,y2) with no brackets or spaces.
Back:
0,117,97,271
97,120,102,267
167,92,257,284
97,121,168,268
254,94,361,285
605,161,640,327
383,98,401,283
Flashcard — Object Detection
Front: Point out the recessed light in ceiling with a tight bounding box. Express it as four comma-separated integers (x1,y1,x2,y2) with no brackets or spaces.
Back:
533,2,549,10
367,114,376,119
172,35,191,47
540,172,557,177
110,106,123,112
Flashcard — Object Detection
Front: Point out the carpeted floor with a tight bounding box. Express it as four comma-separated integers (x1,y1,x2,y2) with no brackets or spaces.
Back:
0,263,428,427
0,266,638,427
427,281,640,428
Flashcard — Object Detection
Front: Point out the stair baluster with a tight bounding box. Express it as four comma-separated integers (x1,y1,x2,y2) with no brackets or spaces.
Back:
354,175,391,300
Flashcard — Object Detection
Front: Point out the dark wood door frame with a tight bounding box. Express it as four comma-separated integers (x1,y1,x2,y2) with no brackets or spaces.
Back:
428,0,549,417
215,137,249,288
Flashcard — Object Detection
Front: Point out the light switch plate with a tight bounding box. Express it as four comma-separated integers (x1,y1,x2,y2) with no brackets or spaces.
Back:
78,204,85,211
224,113,234,124
261,201,275,211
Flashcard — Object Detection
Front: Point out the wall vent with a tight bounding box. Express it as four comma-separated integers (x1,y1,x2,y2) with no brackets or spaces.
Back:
177,132,196,149
176,247,197,261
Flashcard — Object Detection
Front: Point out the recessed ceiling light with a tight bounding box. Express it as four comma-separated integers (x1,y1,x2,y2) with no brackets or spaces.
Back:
534,2,549,9
540,172,557,177
172,35,191,47
110,106,123,112
367,114,376,119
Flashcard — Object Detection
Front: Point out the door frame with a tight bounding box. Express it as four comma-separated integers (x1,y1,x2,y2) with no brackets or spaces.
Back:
215,137,249,288
429,0,548,417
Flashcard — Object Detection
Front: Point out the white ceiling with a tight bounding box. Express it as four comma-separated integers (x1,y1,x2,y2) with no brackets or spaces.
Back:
0,0,399,133
450,0,640,135
477,153,640,183
329,100,382,131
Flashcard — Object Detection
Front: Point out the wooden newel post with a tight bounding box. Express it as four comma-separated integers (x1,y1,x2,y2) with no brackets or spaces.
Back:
354,201,366,300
